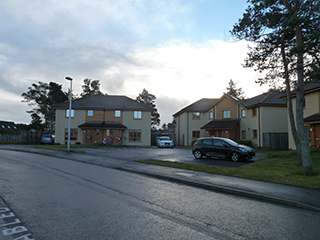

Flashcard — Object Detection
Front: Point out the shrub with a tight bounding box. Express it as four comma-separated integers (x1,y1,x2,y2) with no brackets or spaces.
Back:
191,139,197,146
236,140,253,148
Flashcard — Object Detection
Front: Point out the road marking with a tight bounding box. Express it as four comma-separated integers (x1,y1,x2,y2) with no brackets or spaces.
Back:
175,172,195,177
0,200,34,239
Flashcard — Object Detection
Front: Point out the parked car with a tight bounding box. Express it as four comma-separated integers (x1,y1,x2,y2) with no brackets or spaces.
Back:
192,137,255,162
157,136,174,148
40,134,55,144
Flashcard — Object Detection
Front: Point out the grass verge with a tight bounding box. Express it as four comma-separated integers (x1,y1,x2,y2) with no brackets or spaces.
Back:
136,150,320,189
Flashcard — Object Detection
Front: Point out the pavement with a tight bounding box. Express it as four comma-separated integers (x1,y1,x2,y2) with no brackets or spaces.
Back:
1,145,320,212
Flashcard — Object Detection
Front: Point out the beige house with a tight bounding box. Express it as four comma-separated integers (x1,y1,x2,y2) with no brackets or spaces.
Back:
285,83,320,149
173,98,219,146
53,94,152,146
173,91,288,148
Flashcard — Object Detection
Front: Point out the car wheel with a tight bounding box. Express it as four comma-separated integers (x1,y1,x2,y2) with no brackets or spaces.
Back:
231,152,240,162
193,150,202,159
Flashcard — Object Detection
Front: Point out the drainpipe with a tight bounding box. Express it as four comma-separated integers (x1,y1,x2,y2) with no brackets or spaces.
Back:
258,106,261,147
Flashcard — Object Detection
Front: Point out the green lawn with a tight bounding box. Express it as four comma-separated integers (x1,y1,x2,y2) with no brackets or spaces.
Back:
136,150,320,189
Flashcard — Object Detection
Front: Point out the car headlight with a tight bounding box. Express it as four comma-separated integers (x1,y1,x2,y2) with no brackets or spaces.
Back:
240,148,248,152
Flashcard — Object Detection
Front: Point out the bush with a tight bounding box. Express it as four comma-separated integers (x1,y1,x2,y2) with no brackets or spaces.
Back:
191,139,197,146
236,140,253,148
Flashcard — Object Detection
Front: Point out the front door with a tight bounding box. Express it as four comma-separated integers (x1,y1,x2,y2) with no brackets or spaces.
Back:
315,124,320,147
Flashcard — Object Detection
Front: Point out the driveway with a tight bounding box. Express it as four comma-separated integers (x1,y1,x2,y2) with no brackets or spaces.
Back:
82,147,265,168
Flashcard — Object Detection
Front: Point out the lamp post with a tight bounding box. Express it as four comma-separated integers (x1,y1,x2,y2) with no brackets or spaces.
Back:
65,76,73,152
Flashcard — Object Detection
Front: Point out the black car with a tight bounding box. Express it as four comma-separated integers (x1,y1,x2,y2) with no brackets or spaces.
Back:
192,137,255,162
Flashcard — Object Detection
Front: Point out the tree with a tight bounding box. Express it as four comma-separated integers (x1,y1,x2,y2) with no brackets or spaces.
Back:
81,78,103,96
225,79,245,98
231,0,320,173
136,88,160,128
29,113,44,131
22,82,68,133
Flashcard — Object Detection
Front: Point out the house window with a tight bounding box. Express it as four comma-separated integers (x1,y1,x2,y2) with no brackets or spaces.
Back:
192,131,200,138
223,110,231,118
241,109,246,118
241,130,246,139
193,112,200,119
134,111,142,119
252,108,257,117
253,129,257,139
66,109,74,118
209,111,213,119
129,129,142,142
96,129,99,136
115,110,121,117
87,110,94,116
64,128,78,141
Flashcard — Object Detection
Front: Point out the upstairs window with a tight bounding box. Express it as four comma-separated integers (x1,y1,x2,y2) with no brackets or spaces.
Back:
241,109,246,118
66,109,74,118
115,110,121,117
209,111,213,119
134,111,142,119
87,110,94,116
193,112,200,119
252,108,257,117
223,110,230,118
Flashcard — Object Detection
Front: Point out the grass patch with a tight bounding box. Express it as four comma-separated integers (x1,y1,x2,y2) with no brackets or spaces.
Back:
136,150,320,189
30,145,86,153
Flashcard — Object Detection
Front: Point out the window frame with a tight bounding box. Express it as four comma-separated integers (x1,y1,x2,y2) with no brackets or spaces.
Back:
241,109,246,118
192,131,200,139
134,111,142,119
252,108,257,117
223,110,231,118
129,129,142,142
193,112,201,119
64,128,78,141
87,110,94,117
241,130,246,139
115,110,121,117
65,109,74,118
253,129,258,139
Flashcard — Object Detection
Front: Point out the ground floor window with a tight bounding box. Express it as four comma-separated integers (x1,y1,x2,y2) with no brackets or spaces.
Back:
129,129,142,142
192,131,200,138
253,129,257,139
241,130,246,139
65,128,78,141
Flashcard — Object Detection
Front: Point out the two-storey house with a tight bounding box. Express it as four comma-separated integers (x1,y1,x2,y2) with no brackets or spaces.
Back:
174,91,288,147
173,98,219,146
284,83,320,149
53,94,153,146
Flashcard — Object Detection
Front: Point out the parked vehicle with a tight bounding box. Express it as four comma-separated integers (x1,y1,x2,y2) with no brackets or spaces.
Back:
157,136,174,148
40,134,55,144
192,137,255,162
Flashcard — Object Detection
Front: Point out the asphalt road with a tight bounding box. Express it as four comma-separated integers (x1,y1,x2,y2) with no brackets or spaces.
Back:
82,147,261,167
0,149,319,239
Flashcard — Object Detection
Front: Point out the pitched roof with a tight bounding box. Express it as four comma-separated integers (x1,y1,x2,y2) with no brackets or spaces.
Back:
280,82,320,99
244,91,286,108
173,98,219,117
304,112,320,123
201,118,240,129
53,94,153,111
0,121,19,130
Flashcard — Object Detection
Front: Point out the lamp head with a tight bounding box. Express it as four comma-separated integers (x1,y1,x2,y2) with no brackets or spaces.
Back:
65,76,73,81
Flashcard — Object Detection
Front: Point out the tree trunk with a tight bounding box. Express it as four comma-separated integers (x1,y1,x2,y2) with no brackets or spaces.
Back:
295,25,312,173
281,37,302,164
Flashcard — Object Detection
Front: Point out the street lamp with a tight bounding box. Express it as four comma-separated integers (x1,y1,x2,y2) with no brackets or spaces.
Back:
65,76,73,152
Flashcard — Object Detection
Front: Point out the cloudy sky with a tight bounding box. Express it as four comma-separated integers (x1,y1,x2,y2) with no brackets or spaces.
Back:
0,0,270,126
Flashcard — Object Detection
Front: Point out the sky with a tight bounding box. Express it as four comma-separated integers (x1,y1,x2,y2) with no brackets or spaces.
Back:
0,0,270,126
